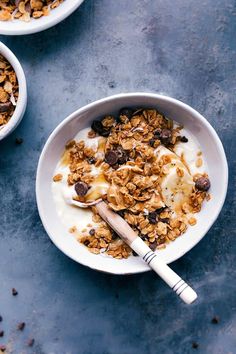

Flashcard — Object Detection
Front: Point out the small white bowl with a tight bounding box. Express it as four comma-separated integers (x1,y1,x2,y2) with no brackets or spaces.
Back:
36,93,228,274
0,0,85,35
0,42,27,141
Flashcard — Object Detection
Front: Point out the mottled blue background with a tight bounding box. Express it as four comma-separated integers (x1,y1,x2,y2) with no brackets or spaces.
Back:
0,1,235,353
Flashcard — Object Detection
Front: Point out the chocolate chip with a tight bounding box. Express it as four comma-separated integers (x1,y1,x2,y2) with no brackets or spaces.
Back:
154,128,162,138
84,240,90,246
0,315,2,322
105,151,119,166
25,2,31,13
192,342,199,349
89,229,95,236
160,218,169,223
149,241,157,251
0,345,6,352
27,338,35,347
211,316,219,324
87,157,96,164
12,288,18,296
15,137,23,145
91,120,110,137
74,182,89,196
148,212,158,224
160,129,172,145
0,331,4,337
180,136,188,143
17,322,25,331
119,107,133,120
149,138,156,147
156,206,166,214
195,177,210,192
0,101,12,113
116,147,128,164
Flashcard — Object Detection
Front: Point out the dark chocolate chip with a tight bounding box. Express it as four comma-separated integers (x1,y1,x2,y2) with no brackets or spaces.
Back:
12,288,18,296
160,218,169,223
27,338,35,347
160,129,172,145
74,182,89,196
195,177,210,192
17,322,25,331
154,128,162,138
0,102,12,113
119,107,133,120
192,342,199,349
149,138,156,147
84,240,90,246
116,147,128,164
15,137,23,145
105,151,119,166
156,207,166,214
148,212,158,224
180,136,188,143
140,234,147,241
89,229,95,236
91,120,110,137
149,241,157,251
0,345,6,352
211,316,219,324
87,157,96,164
0,331,4,337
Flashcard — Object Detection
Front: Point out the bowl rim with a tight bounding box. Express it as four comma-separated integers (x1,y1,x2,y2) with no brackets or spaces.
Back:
36,92,228,274
0,0,85,35
0,42,27,141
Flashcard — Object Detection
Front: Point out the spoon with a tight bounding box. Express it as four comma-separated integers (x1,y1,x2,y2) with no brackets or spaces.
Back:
70,198,197,304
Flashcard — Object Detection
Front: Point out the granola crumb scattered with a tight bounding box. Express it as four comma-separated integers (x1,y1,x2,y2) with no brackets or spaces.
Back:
195,157,203,167
69,226,77,233
192,341,199,349
17,322,25,331
53,174,63,182
15,137,23,145
188,217,197,226
12,288,18,296
27,338,35,347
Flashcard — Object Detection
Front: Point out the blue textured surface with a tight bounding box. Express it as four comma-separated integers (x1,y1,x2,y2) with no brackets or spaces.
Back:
0,1,235,353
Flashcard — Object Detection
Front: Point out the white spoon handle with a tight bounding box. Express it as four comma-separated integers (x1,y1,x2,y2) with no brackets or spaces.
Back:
96,201,197,304
131,238,197,304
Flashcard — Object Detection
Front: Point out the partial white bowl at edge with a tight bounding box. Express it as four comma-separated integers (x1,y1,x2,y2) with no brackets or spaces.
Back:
0,42,27,141
36,93,228,275
0,0,85,35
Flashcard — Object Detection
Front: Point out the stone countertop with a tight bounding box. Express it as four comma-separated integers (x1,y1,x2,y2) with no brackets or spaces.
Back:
0,1,235,353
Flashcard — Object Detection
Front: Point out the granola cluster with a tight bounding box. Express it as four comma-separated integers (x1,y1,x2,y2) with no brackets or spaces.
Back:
0,0,64,22
0,54,18,128
55,108,210,259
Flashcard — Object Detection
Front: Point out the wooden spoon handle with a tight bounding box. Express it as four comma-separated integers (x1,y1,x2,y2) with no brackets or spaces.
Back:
96,201,197,304
95,201,137,246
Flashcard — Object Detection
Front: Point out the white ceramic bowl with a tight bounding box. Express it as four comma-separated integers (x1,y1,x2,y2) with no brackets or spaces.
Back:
0,1,84,35
0,42,27,141
36,93,228,274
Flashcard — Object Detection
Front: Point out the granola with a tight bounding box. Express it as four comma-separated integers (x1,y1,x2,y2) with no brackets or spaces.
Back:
0,54,18,129
53,108,211,259
0,0,64,22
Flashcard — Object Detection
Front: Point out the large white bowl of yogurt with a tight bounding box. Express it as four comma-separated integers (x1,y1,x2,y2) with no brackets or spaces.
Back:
36,93,228,274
